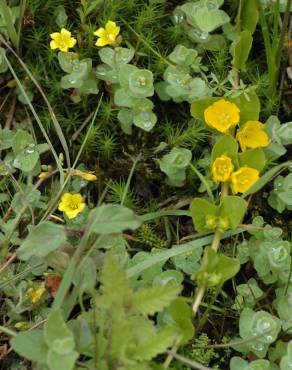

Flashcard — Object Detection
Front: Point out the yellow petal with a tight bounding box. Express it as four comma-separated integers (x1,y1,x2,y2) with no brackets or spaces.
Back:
50,40,58,49
71,193,84,204
95,37,110,47
68,37,77,48
59,45,69,52
50,32,60,40
106,21,120,37
60,28,71,37
93,28,106,37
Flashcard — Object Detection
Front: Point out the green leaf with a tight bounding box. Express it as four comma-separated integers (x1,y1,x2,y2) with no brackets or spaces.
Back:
47,348,78,370
229,90,260,124
114,88,136,107
61,74,83,89
190,97,221,122
159,147,192,187
211,134,239,164
0,127,13,149
133,110,157,132
277,122,292,145
54,5,68,28
99,47,134,67
241,0,259,34
118,108,133,134
13,150,39,172
230,30,253,71
153,270,184,286
119,64,138,89
17,222,66,260
79,77,99,95
194,7,230,33
131,327,177,361
230,356,248,370
44,309,75,348
238,148,266,172
0,0,18,48
12,129,34,155
58,52,79,74
87,204,141,235
196,247,240,287
168,44,198,66
190,198,219,234
96,64,119,83
128,69,154,98
163,298,194,345
100,254,132,304
10,330,48,363
134,284,182,316
220,196,248,229
0,47,8,73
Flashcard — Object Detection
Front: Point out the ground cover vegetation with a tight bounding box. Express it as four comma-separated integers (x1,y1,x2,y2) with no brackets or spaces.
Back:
0,0,292,369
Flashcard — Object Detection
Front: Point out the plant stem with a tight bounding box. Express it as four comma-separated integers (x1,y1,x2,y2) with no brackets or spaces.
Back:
192,285,206,315
210,229,222,252
163,342,179,369
192,181,229,315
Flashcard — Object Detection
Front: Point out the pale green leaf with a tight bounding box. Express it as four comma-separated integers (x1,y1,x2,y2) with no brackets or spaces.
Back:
134,284,182,316
17,222,66,261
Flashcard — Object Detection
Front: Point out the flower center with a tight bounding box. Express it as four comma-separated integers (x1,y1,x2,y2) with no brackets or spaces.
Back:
218,163,229,174
238,174,249,185
108,33,116,41
218,112,231,125
58,35,69,49
69,201,79,210
138,76,147,86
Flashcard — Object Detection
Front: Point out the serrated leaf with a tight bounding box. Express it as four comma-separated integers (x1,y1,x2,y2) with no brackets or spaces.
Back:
131,327,177,361
134,284,182,316
100,254,132,304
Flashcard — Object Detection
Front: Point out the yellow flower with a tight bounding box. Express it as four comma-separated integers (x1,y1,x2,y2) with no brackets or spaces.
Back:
236,121,269,150
230,167,259,194
58,193,85,219
27,283,46,304
50,28,76,52
94,21,120,47
212,155,234,182
72,169,97,181
204,99,240,133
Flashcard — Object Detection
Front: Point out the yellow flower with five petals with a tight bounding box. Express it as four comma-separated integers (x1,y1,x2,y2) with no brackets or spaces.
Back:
50,28,76,52
212,155,234,182
58,193,85,219
230,167,259,194
94,21,120,47
236,121,269,150
204,99,240,133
